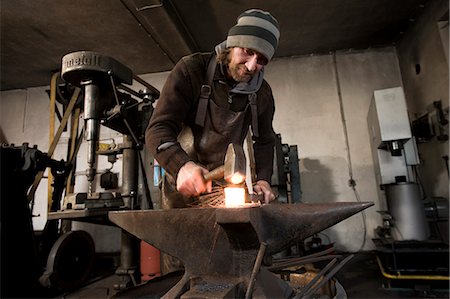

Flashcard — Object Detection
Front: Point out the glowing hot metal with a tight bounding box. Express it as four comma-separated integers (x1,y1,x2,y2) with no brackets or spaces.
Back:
224,187,246,207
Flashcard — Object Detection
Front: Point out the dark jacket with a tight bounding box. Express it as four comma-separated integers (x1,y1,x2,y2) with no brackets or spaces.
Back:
145,52,275,183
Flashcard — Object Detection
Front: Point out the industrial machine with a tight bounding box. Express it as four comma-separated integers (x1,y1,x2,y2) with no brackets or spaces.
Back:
272,134,302,204
0,51,161,296
367,86,428,241
367,87,449,289
47,51,160,290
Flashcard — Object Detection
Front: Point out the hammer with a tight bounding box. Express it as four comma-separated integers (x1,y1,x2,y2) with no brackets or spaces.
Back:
203,143,246,184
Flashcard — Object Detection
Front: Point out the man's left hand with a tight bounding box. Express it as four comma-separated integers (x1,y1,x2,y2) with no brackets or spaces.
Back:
253,180,276,204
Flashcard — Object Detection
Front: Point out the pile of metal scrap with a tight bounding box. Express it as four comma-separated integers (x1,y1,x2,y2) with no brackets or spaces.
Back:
269,246,352,298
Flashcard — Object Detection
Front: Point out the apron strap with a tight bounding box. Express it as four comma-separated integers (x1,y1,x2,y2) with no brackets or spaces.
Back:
195,54,217,127
249,93,259,137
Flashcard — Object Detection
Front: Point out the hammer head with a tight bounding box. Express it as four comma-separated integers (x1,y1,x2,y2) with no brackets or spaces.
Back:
224,143,246,184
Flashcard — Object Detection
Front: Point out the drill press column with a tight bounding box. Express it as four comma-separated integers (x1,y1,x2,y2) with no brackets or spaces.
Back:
83,83,101,194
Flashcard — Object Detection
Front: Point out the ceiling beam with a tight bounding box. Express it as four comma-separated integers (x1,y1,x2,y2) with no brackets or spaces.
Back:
120,0,200,64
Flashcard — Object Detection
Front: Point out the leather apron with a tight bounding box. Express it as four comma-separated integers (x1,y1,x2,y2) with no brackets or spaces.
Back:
162,87,255,208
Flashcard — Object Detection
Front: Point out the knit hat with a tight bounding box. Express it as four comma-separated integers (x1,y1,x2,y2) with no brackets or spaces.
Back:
226,9,280,61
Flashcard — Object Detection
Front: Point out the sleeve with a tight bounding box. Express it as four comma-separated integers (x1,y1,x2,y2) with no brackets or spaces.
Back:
253,82,276,183
145,59,195,178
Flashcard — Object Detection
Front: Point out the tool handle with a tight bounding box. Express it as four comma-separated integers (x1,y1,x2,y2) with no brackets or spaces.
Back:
203,165,224,181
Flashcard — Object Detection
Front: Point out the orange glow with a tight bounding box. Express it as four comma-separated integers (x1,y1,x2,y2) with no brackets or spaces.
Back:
224,187,246,208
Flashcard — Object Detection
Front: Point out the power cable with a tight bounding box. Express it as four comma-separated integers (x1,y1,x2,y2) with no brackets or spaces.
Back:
332,52,367,252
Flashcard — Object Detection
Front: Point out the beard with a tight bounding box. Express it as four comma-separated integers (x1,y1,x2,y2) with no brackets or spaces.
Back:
228,63,255,83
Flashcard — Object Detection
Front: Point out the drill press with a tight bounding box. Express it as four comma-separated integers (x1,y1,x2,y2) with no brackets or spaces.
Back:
61,51,158,207
57,51,159,289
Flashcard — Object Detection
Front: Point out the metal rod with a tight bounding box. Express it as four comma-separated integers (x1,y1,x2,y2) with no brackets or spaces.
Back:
123,118,140,147
48,72,58,211
66,107,81,193
294,258,338,299
267,254,342,272
245,242,267,299
133,74,160,97
27,86,80,203
267,247,342,271
272,246,335,263
301,254,354,299
109,75,121,106
109,75,141,145
118,84,145,99
122,135,138,208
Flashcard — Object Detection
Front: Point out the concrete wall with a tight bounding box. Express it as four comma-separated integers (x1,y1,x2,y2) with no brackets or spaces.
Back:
0,47,404,252
396,0,449,200
266,48,403,251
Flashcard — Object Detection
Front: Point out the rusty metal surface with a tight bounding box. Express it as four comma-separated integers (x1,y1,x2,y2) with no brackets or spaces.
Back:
216,202,374,254
109,201,373,298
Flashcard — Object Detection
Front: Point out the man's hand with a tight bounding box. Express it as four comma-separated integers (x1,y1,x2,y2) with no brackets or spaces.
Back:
176,161,212,197
253,180,276,204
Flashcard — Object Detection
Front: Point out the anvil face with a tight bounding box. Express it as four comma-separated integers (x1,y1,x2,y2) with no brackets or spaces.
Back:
109,202,373,298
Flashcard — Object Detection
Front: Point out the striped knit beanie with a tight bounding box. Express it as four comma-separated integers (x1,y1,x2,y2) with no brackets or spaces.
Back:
226,9,280,61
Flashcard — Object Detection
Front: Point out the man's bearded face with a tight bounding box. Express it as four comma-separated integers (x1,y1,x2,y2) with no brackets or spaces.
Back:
227,47,266,83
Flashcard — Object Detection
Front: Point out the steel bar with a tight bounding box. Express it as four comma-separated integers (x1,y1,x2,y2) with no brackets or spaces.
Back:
28,86,80,203
300,254,354,298
267,254,343,272
274,246,335,263
133,74,160,97
245,242,267,299
294,258,338,299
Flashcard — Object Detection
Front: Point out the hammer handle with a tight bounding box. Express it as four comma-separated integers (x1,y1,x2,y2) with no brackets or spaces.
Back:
203,165,225,181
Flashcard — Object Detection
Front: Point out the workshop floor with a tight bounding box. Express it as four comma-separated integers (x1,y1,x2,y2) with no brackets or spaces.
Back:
57,251,449,299
335,251,449,299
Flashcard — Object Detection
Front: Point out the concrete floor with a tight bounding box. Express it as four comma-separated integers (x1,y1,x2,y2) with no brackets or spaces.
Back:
53,251,449,299
335,251,449,299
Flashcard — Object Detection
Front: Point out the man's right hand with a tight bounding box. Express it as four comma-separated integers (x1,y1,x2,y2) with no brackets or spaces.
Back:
176,161,212,197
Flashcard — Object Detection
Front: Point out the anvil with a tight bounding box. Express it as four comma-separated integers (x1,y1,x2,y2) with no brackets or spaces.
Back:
109,202,373,298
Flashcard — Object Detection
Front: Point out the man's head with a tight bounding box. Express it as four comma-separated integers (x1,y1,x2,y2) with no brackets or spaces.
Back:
227,9,280,62
223,9,280,82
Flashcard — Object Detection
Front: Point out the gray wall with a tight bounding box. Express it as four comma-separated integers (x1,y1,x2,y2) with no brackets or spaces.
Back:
396,0,449,200
266,48,403,251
